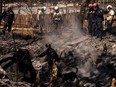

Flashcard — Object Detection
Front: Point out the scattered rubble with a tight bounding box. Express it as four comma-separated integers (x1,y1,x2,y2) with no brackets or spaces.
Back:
0,12,115,87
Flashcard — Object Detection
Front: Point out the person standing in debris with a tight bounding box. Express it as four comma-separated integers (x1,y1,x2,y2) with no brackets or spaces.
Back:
38,44,60,73
87,4,96,36
53,6,63,30
1,5,14,35
94,3,104,40
106,5,115,35
37,6,46,34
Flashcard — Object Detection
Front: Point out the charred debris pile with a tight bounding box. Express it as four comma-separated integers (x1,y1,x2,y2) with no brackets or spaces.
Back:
0,12,116,87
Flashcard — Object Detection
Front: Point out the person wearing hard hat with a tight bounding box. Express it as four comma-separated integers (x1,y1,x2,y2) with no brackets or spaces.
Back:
106,5,115,35
87,4,96,36
36,6,47,33
1,5,14,35
53,6,63,30
41,6,47,13
94,3,104,40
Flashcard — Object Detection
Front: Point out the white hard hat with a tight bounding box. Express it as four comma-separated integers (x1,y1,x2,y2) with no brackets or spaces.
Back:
112,78,115,80
54,6,59,10
42,6,47,11
106,5,112,9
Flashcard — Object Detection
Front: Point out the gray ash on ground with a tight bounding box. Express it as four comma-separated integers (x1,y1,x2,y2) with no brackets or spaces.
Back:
0,13,116,87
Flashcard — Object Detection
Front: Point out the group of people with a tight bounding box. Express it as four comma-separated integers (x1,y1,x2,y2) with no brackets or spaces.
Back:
87,3,115,40
36,6,63,33
0,5,63,35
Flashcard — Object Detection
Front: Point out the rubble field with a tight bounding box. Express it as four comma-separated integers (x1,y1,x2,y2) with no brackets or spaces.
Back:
0,12,116,87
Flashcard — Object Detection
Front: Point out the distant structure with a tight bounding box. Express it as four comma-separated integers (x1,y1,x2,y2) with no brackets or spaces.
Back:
96,0,115,3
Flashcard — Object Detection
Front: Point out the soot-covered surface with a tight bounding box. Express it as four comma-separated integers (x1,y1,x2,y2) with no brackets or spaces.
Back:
0,13,116,87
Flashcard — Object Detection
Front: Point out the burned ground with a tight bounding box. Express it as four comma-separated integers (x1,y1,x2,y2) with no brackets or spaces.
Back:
0,12,116,87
